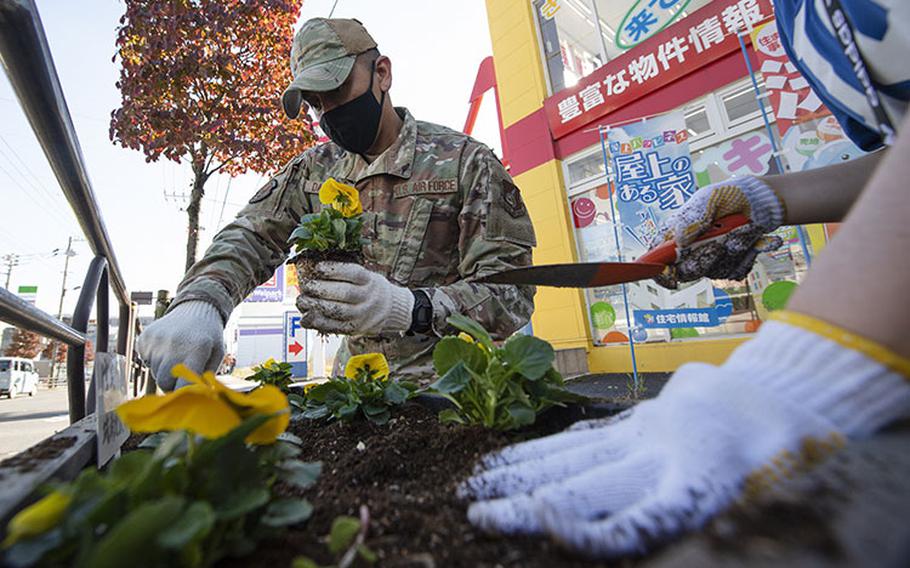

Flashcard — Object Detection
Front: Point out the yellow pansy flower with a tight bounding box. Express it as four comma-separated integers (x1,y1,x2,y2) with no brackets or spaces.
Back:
2,491,71,548
457,332,475,344
344,353,390,382
318,178,362,218
116,364,289,445
261,357,279,370
302,382,319,394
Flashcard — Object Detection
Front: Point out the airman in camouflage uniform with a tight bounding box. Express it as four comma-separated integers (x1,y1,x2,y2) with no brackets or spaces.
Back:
168,18,536,383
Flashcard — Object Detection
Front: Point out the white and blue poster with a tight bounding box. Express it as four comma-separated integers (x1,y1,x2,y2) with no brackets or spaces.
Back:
608,111,696,260
605,111,723,332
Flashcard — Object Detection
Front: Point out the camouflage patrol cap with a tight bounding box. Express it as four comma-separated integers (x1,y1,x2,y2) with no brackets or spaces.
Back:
282,18,377,118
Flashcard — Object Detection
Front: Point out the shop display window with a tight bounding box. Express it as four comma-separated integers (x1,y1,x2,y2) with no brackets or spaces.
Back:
563,77,847,346
534,0,713,93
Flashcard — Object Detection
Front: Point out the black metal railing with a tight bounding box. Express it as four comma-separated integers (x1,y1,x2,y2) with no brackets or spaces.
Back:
0,0,145,422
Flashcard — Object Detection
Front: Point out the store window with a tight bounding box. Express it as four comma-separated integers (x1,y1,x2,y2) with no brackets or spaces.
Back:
564,77,813,346
534,0,713,93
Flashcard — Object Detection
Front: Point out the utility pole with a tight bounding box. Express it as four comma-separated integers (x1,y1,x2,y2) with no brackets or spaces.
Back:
2,253,19,289
56,237,75,319
50,238,78,386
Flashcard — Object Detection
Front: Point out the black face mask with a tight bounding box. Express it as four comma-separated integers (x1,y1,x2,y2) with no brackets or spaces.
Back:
320,61,386,155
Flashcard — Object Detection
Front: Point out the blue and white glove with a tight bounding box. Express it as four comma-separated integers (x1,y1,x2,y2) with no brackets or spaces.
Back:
461,312,910,558
136,301,225,391
655,176,785,288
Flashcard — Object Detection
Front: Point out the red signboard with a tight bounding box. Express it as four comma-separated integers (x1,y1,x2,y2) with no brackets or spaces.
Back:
749,19,827,136
544,0,774,139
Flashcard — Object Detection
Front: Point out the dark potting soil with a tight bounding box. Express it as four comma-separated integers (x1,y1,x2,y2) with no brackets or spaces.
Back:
292,249,364,282
221,403,629,568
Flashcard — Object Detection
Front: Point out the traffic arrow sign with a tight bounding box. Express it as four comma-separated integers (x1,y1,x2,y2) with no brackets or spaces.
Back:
288,341,303,356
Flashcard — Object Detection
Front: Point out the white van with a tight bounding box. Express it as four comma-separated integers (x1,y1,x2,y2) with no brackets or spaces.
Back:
0,357,39,398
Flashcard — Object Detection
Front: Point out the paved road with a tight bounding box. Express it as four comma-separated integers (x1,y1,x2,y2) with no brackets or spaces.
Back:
0,386,70,460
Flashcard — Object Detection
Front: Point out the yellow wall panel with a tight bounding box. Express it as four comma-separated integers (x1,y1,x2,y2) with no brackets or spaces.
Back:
512,159,590,350
588,337,750,373
485,0,548,127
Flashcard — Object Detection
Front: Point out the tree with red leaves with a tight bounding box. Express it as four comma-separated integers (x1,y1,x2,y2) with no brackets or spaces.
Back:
41,340,68,363
110,0,315,271
4,328,42,358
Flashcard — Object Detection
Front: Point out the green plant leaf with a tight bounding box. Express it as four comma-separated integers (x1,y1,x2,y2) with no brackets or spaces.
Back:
304,382,336,403
3,528,64,568
506,403,536,428
438,409,465,424
261,498,314,528
302,406,331,420
106,450,153,485
291,557,320,568
361,402,386,416
337,402,359,421
383,381,409,404
136,432,168,451
85,496,185,568
332,218,347,248
357,544,378,564
446,314,494,350
277,432,303,446
328,515,361,555
288,225,312,244
427,361,471,394
366,411,390,425
279,460,322,490
262,441,301,461
216,487,270,520
432,337,488,376
501,335,555,380
157,501,215,550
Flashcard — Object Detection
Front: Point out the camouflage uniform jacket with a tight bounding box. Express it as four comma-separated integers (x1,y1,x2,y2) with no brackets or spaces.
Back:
172,108,536,382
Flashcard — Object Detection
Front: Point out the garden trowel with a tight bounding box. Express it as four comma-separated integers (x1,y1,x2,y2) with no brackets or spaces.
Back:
477,214,749,288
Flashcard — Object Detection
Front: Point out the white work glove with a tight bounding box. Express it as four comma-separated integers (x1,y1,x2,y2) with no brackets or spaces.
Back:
461,313,910,558
655,176,785,288
296,261,415,336
136,300,225,391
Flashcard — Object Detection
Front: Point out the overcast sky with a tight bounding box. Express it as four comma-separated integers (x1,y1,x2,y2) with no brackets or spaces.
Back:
0,0,502,322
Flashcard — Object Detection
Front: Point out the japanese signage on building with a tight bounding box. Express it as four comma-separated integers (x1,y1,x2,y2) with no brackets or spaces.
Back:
634,307,718,329
749,20,824,136
544,0,773,139
748,19,866,173
244,264,284,303
616,0,694,49
607,110,695,258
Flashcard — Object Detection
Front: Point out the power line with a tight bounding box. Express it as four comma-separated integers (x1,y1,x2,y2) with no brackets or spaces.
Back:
0,146,78,230
0,133,78,227
216,176,234,229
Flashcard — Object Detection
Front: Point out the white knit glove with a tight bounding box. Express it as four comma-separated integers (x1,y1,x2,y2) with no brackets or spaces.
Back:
136,301,225,391
461,314,910,558
296,262,415,336
655,176,786,288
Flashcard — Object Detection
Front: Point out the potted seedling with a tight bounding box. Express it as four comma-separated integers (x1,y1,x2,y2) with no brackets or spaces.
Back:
298,353,417,426
424,314,587,430
287,178,364,289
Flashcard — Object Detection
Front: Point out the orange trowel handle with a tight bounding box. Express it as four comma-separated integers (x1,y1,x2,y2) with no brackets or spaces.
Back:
636,214,751,266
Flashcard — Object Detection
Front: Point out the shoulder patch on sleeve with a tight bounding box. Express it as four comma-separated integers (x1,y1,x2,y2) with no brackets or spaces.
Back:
248,179,278,204
501,181,527,218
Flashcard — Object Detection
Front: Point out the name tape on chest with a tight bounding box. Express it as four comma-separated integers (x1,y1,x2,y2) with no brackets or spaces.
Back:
393,178,458,198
